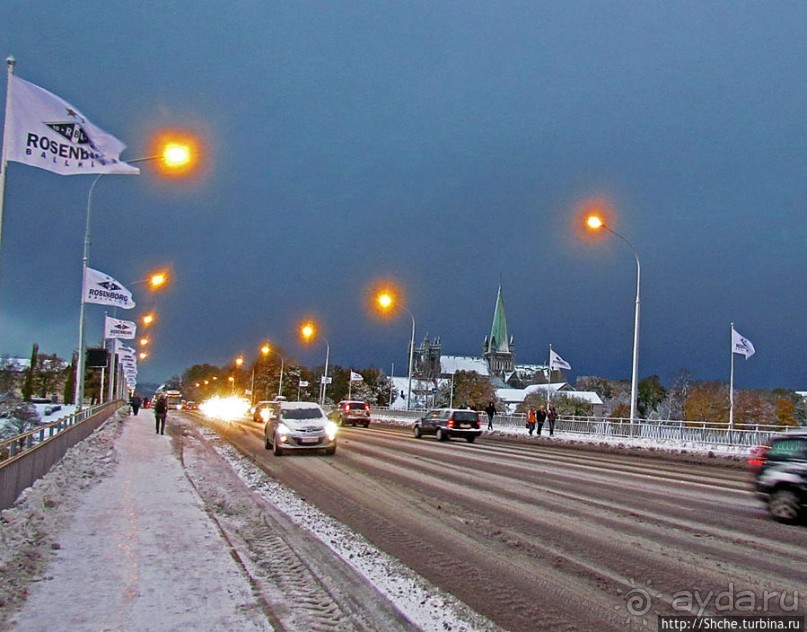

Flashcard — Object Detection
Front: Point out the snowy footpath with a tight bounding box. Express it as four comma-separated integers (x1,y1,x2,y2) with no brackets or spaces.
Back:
5,409,268,632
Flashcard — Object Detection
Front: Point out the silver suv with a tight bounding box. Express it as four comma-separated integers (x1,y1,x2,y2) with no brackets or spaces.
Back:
413,408,482,443
264,401,338,456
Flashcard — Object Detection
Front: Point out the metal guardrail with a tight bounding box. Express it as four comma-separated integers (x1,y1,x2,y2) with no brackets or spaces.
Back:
0,402,119,462
372,408,796,449
0,401,123,510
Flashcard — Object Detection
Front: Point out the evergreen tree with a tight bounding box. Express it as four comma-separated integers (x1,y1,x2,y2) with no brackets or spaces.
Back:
21,343,38,401
63,352,77,405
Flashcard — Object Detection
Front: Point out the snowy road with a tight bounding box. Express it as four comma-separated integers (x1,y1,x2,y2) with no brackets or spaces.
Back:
2,409,805,632
199,413,807,632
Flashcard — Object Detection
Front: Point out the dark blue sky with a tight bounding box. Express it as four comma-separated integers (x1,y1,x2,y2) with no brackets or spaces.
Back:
1,2,805,389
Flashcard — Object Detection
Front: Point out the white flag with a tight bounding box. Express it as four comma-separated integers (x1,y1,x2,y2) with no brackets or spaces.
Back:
350,371,364,382
549,348,571,371
104,315,136,339
114,340,137,356
299,380,309,387
4,74,139,176
83,267,135,309
732,327,755,359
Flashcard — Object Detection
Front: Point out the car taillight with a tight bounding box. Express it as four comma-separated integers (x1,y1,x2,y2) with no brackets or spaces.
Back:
343,404,349,412
747,445,770,472
364,404,369,412
448,418,455,428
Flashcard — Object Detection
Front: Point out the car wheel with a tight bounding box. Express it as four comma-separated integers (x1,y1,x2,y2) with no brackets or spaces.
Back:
413,425,422,439
363,422,370,428
324,445,336,456
436,428,448,442
769,488,802,523
466,435,476,443
272,435,284,457
264,434,271,450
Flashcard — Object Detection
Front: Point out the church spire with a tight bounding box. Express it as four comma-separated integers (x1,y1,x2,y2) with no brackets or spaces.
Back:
487,284,510,354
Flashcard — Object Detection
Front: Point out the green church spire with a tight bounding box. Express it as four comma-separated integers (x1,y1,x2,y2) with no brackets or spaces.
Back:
488,284,510,354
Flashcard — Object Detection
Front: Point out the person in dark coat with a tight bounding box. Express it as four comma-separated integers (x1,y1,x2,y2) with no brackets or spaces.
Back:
130,394,142,415
484,401,496,430
154,395,168,435
536,405,547,436
547,403,557,437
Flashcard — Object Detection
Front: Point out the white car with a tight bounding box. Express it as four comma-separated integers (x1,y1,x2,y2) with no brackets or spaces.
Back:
263,401,338,456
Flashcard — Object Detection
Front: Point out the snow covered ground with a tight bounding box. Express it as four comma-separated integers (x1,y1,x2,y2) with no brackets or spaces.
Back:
0,408,500,631
0,403,758,631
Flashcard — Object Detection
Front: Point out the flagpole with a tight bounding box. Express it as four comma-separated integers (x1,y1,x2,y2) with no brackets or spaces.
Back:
74,172,105,409
546,344,552,408
0,56,16,281
729,322,735,430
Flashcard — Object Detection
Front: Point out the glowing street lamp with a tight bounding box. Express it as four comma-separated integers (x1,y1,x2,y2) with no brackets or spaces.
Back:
585,212,641,424
139,337,150,347
138,351,148,360
375,289,416,411
300,322,330,405
75,137,197,409
259,343,286,399
142,313,156,326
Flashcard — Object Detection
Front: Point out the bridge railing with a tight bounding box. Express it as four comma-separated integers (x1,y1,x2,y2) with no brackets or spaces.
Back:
0,401,123,509
371,408,792,449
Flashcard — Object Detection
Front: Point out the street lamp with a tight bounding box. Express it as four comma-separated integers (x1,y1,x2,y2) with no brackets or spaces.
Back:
586,213,641,424
300,322,329,405
75,141,193,409
375,290,416,411
260,343,285,399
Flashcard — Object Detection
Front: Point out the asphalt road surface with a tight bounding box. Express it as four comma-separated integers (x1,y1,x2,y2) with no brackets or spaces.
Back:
194,415,807,632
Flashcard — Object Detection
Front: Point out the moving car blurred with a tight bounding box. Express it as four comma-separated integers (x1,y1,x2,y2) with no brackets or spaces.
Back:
413,408,482,443
749,430,807,524
182,401,198,410
330,400,371,427
264,401,338,456
251,400,275,422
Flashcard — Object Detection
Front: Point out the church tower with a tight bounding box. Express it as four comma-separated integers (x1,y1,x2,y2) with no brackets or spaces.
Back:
483,284,515,378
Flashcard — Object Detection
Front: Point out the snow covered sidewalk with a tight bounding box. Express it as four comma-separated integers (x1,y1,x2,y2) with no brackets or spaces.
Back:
7,409,268,632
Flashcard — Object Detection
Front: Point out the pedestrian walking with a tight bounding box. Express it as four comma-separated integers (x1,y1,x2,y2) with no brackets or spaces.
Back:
484,401,496,430
547,403,557,437
526,407,536,435
154,395,168,435
536,406,547,436
130,394,142,415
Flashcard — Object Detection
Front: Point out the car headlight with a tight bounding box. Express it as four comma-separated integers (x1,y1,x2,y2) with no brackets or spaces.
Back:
325,421,339,441
278,423,290,437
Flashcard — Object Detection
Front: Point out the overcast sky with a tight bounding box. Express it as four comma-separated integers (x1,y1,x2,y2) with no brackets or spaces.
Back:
0,1,805,390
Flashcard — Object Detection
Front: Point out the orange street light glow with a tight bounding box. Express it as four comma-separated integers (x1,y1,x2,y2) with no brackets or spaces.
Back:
162,142,191,168
261,344,271,356
301,323,315,341
586,215,604,230
139,338,150,346
142,313,155,326
138,352,148,360
149,272,168,288
235,356,244,368
377,292,393,310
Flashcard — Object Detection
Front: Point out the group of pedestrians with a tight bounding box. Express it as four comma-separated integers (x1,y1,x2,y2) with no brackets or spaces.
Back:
484,400,557,437
526,404,556,436
129,393,169,435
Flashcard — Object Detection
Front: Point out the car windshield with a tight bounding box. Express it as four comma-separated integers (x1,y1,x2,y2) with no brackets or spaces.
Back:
283,408,323,420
